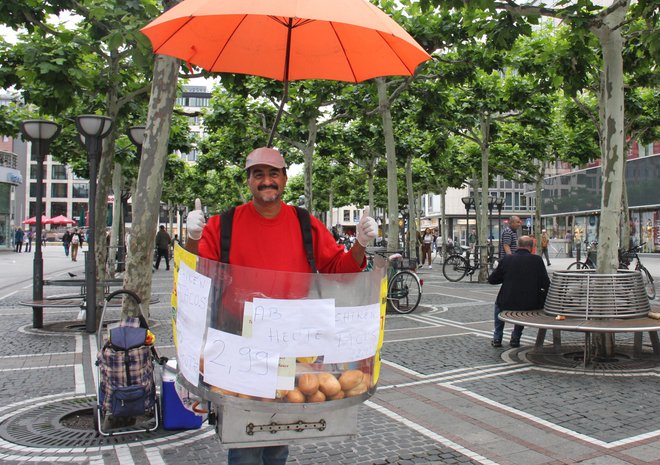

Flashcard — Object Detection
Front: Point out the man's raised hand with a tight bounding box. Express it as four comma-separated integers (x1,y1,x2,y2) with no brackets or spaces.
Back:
186,198,206,241
356,206,378,247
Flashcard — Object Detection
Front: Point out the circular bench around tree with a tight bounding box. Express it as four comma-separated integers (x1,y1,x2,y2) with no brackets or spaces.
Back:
499,270,660,366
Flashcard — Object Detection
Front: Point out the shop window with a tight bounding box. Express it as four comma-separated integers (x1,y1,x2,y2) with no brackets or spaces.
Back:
50,202,67,217
51,183,67,198
72,183,89,198
51,164,67,180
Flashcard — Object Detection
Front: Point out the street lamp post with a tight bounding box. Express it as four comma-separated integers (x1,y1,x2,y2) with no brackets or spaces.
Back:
461,196,475,247
487,195,496,256
116,189,130,273
177,205,186,245
495,196,505,253
76,115,113,333
20,120,61,329
127,123,145,233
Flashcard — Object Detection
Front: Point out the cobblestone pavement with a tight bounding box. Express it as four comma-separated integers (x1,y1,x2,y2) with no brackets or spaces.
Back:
0,248,658,464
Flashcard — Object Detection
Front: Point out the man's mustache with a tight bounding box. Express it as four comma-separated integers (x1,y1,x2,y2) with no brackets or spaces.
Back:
258,184,279,191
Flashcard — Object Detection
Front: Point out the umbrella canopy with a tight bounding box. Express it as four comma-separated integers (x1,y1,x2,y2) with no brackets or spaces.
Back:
22,216,50,225
45,215,77,225
141,0,431,144
141,0,431,83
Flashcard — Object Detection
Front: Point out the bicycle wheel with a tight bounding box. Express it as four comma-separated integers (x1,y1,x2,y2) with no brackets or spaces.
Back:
388,271,422,314
567,261,587,270
638,266,656,300
488,253,500,271
443,255,469,282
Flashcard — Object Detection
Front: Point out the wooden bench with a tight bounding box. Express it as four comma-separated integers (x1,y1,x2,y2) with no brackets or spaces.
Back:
18,289,160,328
499,310,660,362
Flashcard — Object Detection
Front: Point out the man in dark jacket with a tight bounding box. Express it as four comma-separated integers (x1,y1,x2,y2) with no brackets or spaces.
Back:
488,235,550,348
154,225,171,270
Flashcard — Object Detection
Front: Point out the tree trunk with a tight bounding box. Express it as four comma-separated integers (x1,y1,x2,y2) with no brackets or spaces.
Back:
328,190,333,228
534,163,545,255
405,155,417,263
478,114,490,283
593,6,627,275
367,156,375,218
376,77,399,252
108,162,123,278
122,54,179,318
303,118,318,212
440,188,447,259
591,4,628,359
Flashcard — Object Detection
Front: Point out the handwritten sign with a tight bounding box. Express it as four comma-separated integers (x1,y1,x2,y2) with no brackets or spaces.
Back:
250,298,335,357
323,303,381,363
203,327,280,398
176,262,211,386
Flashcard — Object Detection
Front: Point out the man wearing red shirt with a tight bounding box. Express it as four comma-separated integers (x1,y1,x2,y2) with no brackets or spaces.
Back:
185,147,377,465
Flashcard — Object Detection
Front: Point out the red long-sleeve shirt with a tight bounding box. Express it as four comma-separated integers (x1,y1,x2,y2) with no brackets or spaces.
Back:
198,202,364,273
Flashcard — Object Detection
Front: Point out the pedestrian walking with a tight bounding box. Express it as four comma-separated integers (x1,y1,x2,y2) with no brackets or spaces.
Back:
541,229,551,266
24,229,33,252
62,230,72,257
14,227,24,253
488,236,550,348
421,228,433,269
154,225,171,270
70,229,81,261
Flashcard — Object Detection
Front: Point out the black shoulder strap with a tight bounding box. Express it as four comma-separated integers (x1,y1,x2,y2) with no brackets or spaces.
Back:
218,205,316,272
220,207,235,264
294,206,318,273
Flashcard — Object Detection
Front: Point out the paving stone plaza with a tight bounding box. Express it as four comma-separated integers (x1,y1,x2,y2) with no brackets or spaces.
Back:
0,247,658,464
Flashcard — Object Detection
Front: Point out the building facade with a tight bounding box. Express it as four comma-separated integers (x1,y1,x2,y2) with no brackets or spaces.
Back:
537,141,660,252
420,176,534,247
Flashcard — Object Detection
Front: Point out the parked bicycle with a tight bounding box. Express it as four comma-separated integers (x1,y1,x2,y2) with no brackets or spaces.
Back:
619,242,656,300
567,241,598,270
442,245,499,282
367,250,423,314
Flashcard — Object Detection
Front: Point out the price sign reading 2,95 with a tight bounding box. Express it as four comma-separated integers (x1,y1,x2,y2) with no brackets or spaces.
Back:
203,327,280,399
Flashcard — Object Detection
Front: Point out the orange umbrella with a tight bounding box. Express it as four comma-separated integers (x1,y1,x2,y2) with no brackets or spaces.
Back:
141,0,431,144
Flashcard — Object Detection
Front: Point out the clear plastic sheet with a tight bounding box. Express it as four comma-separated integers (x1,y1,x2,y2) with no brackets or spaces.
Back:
172,245,387,404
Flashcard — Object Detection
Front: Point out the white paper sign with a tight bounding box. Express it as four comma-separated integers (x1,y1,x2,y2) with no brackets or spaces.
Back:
203,327,280,398
323,303,381,363
176,262,211,386
250,298,335,357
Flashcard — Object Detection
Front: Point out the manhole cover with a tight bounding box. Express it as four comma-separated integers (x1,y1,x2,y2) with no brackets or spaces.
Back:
31,319,159,334
520,344,660,371
0,396,181,448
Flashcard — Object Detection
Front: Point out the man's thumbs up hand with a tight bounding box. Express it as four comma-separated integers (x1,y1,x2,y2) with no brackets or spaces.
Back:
186,198,206,241
356,206,378,247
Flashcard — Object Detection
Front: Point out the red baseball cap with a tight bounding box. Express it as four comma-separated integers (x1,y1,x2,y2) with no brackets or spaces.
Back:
245,147,287,170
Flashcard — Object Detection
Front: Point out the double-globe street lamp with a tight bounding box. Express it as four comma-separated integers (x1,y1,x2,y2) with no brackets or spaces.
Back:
486,195,505,256
461,196,475,247
76,115,113,333
20,120,61,329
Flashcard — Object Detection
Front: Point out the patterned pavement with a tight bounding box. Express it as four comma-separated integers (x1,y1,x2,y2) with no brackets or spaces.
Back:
0,248,658,464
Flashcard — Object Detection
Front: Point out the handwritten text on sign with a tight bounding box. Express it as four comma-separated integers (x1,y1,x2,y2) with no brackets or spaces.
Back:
203,327,280,398
250,298,335,357
176,262,211,386
323,303,381,363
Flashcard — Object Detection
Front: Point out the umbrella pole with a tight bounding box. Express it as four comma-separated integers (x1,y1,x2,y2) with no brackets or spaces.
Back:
268,19,293,148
